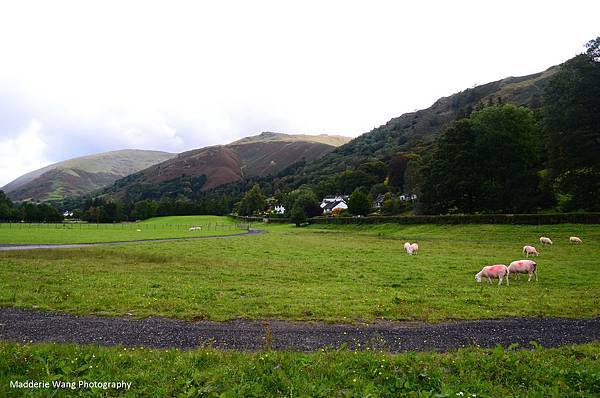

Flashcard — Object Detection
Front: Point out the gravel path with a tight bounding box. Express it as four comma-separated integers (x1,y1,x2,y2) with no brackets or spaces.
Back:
1,308,598,352
0,228,266,251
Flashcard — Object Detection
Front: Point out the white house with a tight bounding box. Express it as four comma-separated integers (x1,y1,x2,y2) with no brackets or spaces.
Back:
273,204,285,215
322,199,348,214
320,195,348,209
399,193,418,201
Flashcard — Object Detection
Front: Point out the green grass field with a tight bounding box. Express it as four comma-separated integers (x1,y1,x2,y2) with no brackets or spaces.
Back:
0,216,243,244
0,221,598,322
2,218,599,396
2,342,599,397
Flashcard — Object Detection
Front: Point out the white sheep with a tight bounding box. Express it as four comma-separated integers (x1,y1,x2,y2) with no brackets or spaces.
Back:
475,264,509,286
410,243,419,255
569,236,583,244
189,226,202,232
539,236,553,245
508,260,538,282
522,245,539,257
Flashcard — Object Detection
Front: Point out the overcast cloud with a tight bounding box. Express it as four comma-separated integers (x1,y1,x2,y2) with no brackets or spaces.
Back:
0,0,598,186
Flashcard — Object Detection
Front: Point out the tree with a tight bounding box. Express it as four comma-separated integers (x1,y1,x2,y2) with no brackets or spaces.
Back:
542,37,600,211
238,184,265,216
348,189,371,216
387,154,410,189
290,203,306,227
131,200,158,220
0,190,12,221
285,188,321,218
420,105,542,214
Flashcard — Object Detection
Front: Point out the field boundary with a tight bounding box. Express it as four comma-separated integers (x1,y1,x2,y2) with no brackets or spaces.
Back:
1,308,598,352
0,228,266,251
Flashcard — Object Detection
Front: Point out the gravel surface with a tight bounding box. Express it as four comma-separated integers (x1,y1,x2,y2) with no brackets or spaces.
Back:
0,228,266,251
1,308,598,352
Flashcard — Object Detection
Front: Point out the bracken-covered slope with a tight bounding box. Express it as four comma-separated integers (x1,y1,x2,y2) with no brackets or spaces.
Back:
3,149,176,202
103,132,351,200
275,66,559,189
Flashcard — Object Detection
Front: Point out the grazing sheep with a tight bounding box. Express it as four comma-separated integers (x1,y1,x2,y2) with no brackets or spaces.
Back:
403,242,419,255
522,245,539,257
475,264,509,286
189,226,202,232
136,229,142,232
508,260,538,282
539,236,553,245
410,243,419,255
569,236,583,244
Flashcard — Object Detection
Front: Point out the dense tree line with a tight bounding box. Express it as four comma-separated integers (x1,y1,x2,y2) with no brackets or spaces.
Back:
0,191,64,222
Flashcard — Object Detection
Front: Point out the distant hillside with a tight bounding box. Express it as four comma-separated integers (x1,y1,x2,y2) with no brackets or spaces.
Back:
102,132,351,201
3,150,176,202
273,66,559,190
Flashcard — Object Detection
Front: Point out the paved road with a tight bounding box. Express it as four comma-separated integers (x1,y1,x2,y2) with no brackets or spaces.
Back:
0,228,267,251
1,308,598,352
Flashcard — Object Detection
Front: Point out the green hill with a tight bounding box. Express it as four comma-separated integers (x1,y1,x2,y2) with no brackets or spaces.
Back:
3,149,176,202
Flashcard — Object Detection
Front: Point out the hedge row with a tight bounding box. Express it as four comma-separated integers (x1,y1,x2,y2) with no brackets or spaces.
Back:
228,215,291,224
308,213,600,225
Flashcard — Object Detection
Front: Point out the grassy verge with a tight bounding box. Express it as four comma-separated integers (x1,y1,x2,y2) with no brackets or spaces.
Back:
0,222,598,322
0,216,242,244
1,342,599,397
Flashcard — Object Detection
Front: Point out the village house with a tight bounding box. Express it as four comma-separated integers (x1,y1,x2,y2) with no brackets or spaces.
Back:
273,204,285,215
320,195,348,214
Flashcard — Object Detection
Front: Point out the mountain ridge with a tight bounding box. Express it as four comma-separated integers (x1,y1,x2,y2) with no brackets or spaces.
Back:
101,132,351,200
3,149,176,202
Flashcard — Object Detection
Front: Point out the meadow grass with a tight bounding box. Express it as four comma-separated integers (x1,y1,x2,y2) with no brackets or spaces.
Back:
1,341,599,397
0,221,598,322
0,216,242,244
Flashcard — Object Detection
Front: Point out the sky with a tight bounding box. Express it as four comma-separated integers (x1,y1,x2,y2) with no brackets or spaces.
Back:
0,1,598,187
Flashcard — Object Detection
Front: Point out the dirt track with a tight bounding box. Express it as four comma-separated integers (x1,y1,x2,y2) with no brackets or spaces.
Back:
1,308,598,352
0,228,266,251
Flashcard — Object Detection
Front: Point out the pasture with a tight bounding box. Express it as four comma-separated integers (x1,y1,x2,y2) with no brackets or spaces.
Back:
2,341,599,397
0,216,243,244
0,219,598,322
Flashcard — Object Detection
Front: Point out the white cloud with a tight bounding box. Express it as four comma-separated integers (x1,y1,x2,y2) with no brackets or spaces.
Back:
0,0,599,185
0,119,51,186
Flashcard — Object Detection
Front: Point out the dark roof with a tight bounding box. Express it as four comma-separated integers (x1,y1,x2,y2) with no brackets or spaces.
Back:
323,200,344,211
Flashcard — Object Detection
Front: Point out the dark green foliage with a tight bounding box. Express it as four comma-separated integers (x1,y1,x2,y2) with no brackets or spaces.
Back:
284,188,321,218
238,184,266,216
421,105,542,214
0,191,63,222
348,189,371,216
290,204,306,227
131,200,158,220
0,191,12,221
81,197,126,223
119,174,208,203
543,37,600,211
387,154,410,189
